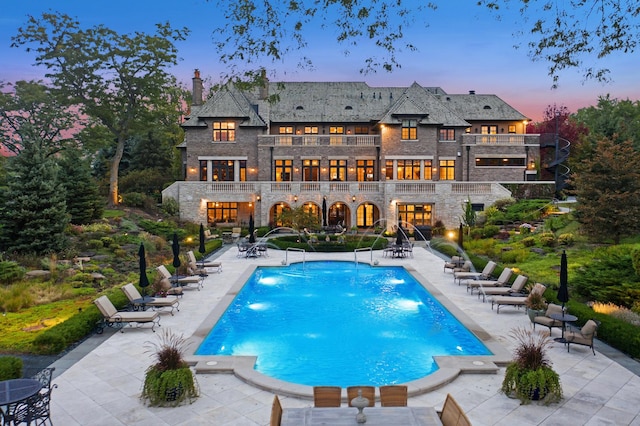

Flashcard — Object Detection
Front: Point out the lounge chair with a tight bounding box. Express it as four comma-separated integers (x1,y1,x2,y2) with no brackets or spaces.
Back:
347,386,375,407
93,295,160,332
156,265,203,290
443,256,464,273
477,274,528,302
313,386,342,407
566,319,600,355
465,268,513,294
437,393,471,426
454,260,496,284
270,395,283,426
532,303,565,334
204,229,219,240
231,227,242,242
379,385,407,407
491,283,546,314
187,250,222,273
121,283,179,315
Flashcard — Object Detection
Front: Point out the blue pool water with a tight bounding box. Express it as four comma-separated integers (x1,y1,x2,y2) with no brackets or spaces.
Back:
195,261,491,387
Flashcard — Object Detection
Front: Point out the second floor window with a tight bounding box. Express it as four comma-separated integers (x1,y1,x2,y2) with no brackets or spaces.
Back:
211,160,234,181
439,159,455,180
397,159,421,180
329,159,347,181
302,159,320,181
356,159,375,181
213,121,235,141
199,160,207,181
402,119,417,140
275,159,293,181
439,128,455,141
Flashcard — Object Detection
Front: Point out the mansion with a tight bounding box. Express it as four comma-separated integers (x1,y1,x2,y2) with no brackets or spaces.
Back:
162,71,543,231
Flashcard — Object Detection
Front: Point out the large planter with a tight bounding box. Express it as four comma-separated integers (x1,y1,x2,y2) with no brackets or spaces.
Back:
141,366,199,407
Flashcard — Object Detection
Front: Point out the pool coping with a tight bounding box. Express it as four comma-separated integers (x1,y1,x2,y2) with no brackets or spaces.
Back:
184,260,512,400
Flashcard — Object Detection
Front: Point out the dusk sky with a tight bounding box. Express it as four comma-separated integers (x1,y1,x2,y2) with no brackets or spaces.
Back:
1,0,639,122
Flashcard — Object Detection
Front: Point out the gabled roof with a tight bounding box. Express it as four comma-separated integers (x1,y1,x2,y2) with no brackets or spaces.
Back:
183,87,266,127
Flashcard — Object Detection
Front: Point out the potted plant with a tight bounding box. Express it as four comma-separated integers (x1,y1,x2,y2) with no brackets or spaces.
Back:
141,330,199,407
525,290,547,323
501,328,562,404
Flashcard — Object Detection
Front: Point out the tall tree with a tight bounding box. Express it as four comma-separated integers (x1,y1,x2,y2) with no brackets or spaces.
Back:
11,12,189,206
0,142,69,254
0,80,79,155
58,149,104,225
570,138,640,244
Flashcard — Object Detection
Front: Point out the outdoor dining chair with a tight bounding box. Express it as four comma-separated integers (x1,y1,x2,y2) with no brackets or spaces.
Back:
379,385,408,407
313,386,342,407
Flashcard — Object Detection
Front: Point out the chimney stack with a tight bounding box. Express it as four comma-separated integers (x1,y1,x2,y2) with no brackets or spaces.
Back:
192,69,203,106
258,69,269,100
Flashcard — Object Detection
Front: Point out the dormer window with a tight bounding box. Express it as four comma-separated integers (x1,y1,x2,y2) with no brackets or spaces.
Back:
483,105,492,110
345,106,353,110
213,121,236,142
401,119,417,140
296,106,304,110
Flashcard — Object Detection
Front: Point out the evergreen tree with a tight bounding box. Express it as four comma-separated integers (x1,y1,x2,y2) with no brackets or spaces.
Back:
570,138,640,244
58,149,104,225
0,143,69,254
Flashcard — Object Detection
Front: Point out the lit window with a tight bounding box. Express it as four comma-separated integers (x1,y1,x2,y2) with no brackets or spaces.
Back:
213,121,235,141
439,159,455,180
401,119,417,140
439,128,455,141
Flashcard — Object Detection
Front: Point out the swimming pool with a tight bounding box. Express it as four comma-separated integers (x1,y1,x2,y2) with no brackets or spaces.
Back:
195,261,492,387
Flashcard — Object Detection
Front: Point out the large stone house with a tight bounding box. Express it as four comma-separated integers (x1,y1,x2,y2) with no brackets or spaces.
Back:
162,71,541,232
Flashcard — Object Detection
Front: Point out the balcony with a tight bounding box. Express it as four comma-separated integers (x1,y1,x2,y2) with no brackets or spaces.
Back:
258,134,380,147
462,134,539,146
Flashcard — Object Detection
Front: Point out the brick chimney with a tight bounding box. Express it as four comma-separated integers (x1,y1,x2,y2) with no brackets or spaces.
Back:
192,69,203,106
258,68,269,100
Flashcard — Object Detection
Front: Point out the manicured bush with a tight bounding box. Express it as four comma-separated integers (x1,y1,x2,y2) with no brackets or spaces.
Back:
0,356,23,380
538,232,556,247
501,248,530,264
521,237,536,247
557,233,574,246
481,225,500,239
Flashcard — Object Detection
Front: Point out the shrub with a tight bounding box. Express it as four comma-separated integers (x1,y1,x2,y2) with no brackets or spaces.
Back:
121,192,156,209
0,283,35,312
87,239,104,249
501,248,530,264
161,198,180,216
481,225,500,238
0,261,26,285
538,232,556,247
557,233,574,246
521,237,536,247
100,236,115,247
0,356,23,380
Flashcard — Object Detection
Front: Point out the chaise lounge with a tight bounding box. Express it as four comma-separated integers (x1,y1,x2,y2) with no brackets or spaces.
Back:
477,274,528,302
453,260,497,284
121,283,180,315
157,264,203,290
187,250,222,273
94,295,160,333
490,283,546,314
465,268,513,294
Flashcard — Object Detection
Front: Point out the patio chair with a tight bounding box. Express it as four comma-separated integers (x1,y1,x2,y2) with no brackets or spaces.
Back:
379,385,407,407
121,283,179,315
313,386,342,407
236,242,250,258
466,268,513,294
347,386,375,407
477,274,528,302
4,383,57,426
270,395,283,426
438,393,471,426
565,319,600,355
93,295,160,333
187,250,222,273
231,227,242,242
491,283,546,314
454,260,496,284
33,367,55,392
532,303,565,334
156,264,203,290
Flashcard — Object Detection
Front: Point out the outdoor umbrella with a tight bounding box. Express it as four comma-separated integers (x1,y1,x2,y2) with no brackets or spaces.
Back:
396,221,404,246
458,223,464,250
248,215,256,243
557,250,569,310
138,242,150,297
322,197,328,227
172,232,181,269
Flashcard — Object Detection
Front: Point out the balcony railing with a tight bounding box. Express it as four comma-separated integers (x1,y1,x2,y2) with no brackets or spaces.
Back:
461,134,539,146
258,134,380,147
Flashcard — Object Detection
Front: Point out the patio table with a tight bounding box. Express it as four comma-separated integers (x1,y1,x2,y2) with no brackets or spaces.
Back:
281,406,442,426
0,378,42,422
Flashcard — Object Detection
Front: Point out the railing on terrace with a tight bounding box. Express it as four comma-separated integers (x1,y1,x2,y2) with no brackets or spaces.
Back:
461,134,539,146
258,134,380,147
180,180,502,196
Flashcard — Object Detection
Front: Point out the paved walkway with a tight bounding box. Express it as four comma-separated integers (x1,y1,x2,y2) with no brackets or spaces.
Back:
49,244,640,425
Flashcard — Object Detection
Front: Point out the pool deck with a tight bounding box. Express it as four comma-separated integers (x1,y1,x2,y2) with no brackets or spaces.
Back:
49,244,640,425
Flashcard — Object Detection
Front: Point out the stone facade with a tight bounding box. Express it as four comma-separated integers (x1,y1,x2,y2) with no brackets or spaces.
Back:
163,76,542,230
